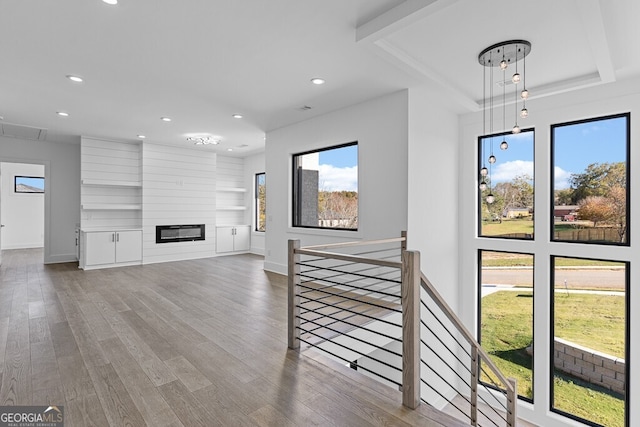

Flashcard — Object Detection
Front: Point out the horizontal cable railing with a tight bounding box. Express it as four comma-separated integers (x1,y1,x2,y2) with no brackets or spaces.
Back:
288,236,406,392
420,271,516,426
288,232,517,426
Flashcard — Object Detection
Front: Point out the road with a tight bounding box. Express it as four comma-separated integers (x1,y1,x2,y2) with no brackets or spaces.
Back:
481,267,625,289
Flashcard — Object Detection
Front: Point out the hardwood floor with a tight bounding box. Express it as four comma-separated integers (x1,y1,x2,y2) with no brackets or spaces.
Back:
0,248,466,426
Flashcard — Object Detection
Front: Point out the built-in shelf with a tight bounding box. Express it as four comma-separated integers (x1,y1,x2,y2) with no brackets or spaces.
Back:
82,179,142,188
216,206,247,211
217,187,247,192
82,204,142,210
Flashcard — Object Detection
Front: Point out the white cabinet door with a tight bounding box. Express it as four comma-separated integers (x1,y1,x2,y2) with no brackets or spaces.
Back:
216,226,235,253
234,226,250,251
115,230,142,263
85,232,116,265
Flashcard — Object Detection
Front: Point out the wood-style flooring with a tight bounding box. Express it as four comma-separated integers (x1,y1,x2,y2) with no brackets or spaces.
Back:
0,248,466,426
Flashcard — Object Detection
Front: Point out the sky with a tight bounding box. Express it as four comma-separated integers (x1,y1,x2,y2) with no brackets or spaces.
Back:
481,115,627,189
317,144,358,191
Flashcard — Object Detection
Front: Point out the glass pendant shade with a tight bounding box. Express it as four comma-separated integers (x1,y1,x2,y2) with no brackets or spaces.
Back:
480,167,488,177
520,107,528,118
500,140,508,150
500,59,508,70
486,193,495,204
488,155,496,164
512,72,521,83
512,125,521,134
521,88,529,99
479,181,487,191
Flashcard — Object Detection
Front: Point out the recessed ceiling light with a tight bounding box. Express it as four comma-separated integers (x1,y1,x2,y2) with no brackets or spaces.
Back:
160,117,172,122
102,0,118,5
66,75,84,83
311,77,325,85
137,135,146,139
232,114,243,119
56,111,69,117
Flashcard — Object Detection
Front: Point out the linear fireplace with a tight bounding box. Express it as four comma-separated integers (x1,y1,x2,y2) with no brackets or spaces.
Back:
156,224,205,243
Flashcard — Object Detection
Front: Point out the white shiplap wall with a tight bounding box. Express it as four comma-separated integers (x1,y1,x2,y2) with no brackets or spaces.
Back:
80,137,142,230
216,155,248,226
142,143,217,264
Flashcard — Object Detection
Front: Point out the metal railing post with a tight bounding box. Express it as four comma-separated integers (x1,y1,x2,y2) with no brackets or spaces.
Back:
470,346,478,426
288,239,301,350
507,377,517,427
401,249,420,409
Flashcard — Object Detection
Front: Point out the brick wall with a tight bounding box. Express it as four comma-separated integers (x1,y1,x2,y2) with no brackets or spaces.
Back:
554,337,625,395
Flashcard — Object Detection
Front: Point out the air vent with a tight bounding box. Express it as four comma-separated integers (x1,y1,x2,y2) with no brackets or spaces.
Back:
1,122,48,141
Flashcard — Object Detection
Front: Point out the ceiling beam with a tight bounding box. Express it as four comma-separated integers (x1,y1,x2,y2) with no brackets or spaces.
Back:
356,0,458,43
576,0,616,84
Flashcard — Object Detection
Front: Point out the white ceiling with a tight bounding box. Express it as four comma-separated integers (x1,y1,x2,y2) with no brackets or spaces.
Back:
0,0,637,155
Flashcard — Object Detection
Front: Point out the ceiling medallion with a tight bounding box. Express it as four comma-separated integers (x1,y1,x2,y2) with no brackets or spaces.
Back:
187,136,220,145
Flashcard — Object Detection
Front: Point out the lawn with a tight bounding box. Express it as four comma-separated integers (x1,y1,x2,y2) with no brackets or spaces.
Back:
481,219,533,236
481,291,625,427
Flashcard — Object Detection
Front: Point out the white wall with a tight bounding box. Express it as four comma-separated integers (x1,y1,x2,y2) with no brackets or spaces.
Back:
0,135,80,263
407,86,460,309
459,77,640,427
244,151,266,255
142,143,217,264
264,90,409,274
0,162,45,249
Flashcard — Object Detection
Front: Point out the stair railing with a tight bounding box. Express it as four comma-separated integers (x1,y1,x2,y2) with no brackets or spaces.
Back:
288,232,517,427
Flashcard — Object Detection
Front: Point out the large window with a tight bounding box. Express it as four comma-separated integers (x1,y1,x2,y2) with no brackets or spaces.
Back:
15,175,45,193
479,251,534,401
551,114,629,245
292,142,358,230
551,257,628,427
255,173,266,232
478,129,534,239
476,112,631,427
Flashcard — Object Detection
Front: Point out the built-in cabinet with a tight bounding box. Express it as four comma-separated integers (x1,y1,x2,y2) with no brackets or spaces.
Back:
80,229,142,269
216,156,250,254
216,225,250,253
80,137,142,269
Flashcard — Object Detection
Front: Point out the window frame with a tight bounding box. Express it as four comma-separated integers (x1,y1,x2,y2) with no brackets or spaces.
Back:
550,113,630,246
477,128,535,241
291,141,358,231
14,175,45,194
477,249,535,403
549,255,630,427
255,172,266,232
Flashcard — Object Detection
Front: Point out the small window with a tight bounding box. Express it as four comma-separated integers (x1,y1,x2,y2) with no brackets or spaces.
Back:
292,142,358,230
255,173,266,232
551,113,629,245
15,176,45,193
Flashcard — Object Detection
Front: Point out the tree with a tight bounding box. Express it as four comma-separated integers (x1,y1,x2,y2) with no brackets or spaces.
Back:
569,162,625,203
577,196,612,227
608,186,627,243
554,188,574,206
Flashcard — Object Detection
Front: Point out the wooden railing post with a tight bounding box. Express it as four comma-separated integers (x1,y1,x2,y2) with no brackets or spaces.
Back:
507,377,517,427
470,346,478,426
401,249,420,409
288,239,301,350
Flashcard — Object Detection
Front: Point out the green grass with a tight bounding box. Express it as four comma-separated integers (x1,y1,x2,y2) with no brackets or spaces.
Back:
481,219,533,236
481,257,624,268
481,291,625,427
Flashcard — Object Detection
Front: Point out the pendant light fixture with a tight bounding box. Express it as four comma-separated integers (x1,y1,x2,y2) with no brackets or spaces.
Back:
478,40,531,204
